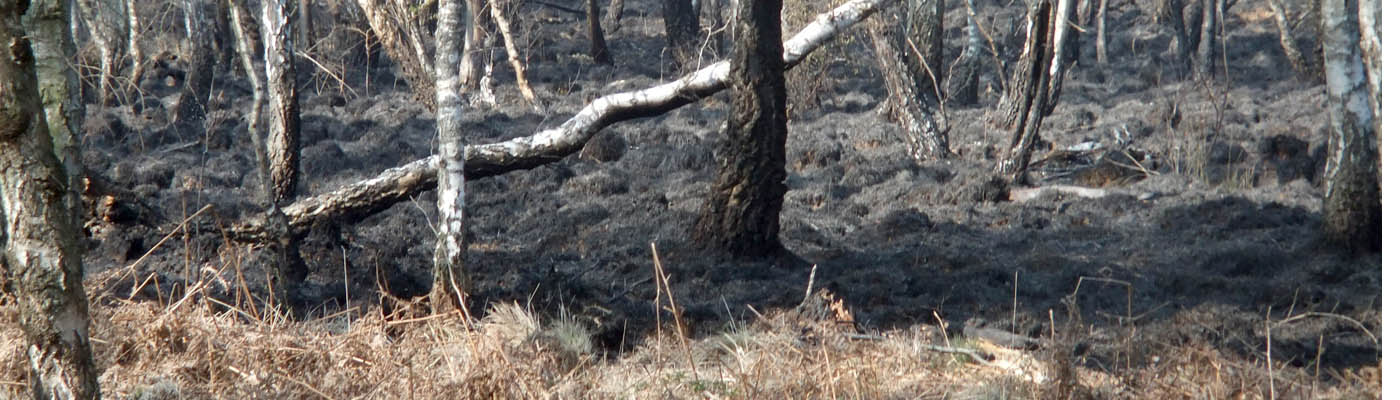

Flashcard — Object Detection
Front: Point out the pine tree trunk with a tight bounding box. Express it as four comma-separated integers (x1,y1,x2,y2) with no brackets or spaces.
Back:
297,0,313,48
433,0,471,312
0,2,101,397
264,0,307,300
692,0,786,258
587,0,612,64
1319,0,1379,252
662,0,701,68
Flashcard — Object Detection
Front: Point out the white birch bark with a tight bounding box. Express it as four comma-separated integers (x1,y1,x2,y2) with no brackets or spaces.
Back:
232,0,893,240
434,0,471,311
1319,0,1380,251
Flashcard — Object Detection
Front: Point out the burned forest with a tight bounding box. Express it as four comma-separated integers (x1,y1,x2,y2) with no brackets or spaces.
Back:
0,0,1382,397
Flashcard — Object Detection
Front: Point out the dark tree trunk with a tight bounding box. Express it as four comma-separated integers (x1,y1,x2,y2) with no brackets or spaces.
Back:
1319,0,1379,252
298,0,314,48
870,8,949,159
177,0,216,131
1267,0,1313,80
692,0,786,258
990,0,1063,183
0,1,101,397
586,0,612,64
264,0,306,300
662,0,701,67
905,0,944,94
1156,0,1193,76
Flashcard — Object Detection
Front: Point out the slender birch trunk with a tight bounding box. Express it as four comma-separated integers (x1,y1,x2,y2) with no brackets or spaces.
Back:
433,0,471,312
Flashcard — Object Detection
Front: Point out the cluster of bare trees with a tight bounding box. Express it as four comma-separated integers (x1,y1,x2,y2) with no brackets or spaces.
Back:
0,0,1381,397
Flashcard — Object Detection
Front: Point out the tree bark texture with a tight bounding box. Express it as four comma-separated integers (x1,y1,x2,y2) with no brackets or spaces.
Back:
230,0,893,242
0,2,101,398
662,0,701,68
73,0,127,104
946,0,982,105
176,0,215,130
586,0,612,64
455,0,486,96
124,0,144,90
1046,0,1074,109
228,0,268,190
990,0,1056,183
355,0,434,105
1355,0,1378,128
692,0,786,258
1094,0,1107,63
1267,0,1312,78
870,9,949,160
1156,0,1193,75
433,0,470,312
263,0,307,298
263,0,300,207
22,0,83,188
1192,0,1218,80
1319,0,1379,252
297,0,314,48
905,0,944,95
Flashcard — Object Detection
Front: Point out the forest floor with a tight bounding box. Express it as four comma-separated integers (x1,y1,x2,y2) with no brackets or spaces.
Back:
1,0,1381,397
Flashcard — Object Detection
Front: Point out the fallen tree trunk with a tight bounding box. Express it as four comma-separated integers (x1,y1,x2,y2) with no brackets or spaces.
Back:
230,0,892,241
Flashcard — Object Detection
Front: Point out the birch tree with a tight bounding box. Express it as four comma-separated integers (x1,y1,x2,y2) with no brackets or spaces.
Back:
990,0,1072,183
262,0,307,301
433,0,470,312
22,0,82,188
1319,0,1379,252
692,0,787,257
1,1,101,397
74,0,128,104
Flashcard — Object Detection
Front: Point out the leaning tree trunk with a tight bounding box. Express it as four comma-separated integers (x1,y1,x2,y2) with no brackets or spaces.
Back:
1267,0,1312,79
1192,0,1219,80
22,0,83,190
586,0,612,64
692,0,786,258
1319,0,1379,252
990,0,1063,183
946,0,982,105
263,0,307,302
662,0,701,68
356,0,434,105
1,1,101,398
433,0,471,313
176,0,215,130
74,0,127,105
869,5,949,159
228,0,268,188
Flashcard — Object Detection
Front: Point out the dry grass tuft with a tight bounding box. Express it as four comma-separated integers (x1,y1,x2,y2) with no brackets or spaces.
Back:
0,283,1378,399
